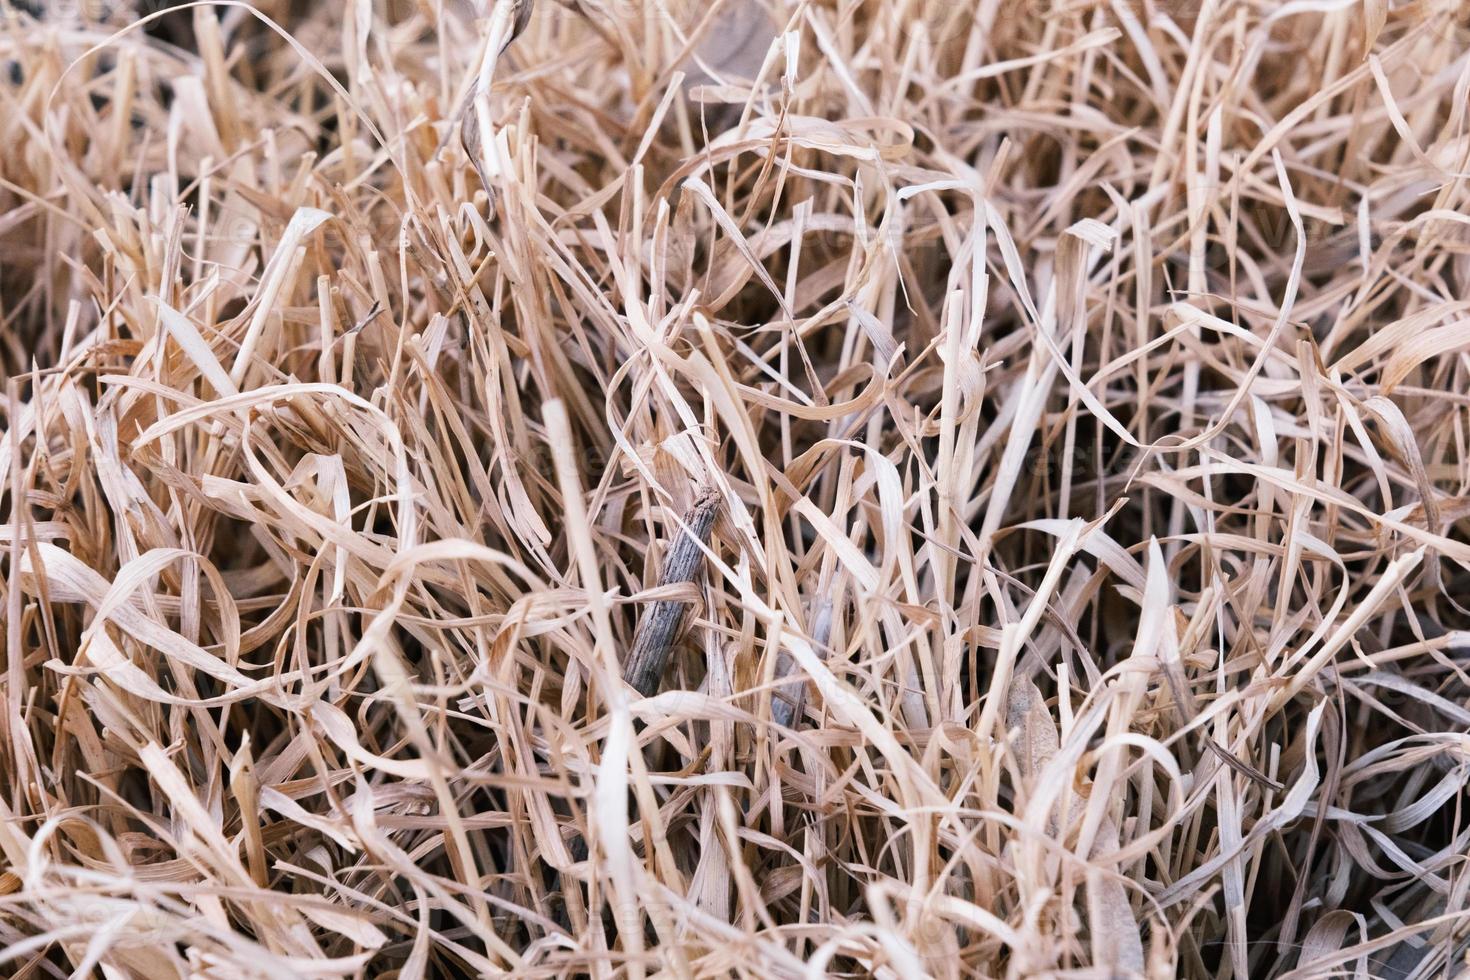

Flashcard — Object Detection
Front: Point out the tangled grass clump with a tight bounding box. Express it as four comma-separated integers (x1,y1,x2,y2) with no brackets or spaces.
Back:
3,0,1470,976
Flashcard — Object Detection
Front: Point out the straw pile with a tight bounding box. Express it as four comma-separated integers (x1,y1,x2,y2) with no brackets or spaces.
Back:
2,0,1469,976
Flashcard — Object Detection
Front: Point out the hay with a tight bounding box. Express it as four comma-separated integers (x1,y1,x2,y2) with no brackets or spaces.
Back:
2,0,1470,975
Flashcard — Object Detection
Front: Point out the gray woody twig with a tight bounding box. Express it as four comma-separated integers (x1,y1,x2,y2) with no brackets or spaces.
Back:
623,486,721,697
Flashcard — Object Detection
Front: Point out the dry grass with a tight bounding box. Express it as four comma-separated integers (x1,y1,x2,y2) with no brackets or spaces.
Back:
2,0,1470,976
